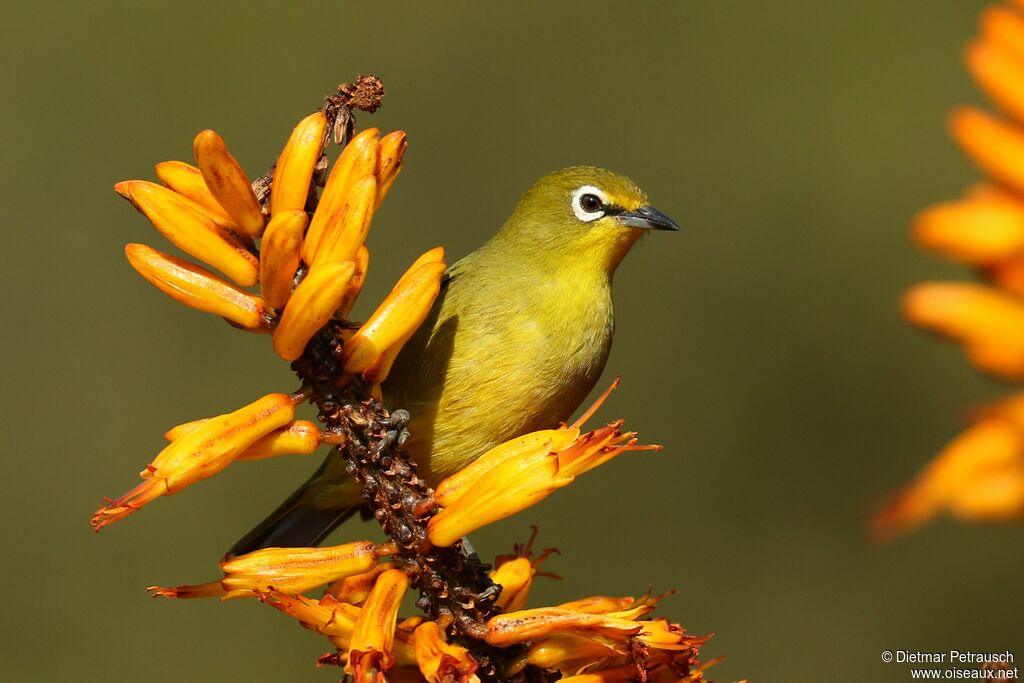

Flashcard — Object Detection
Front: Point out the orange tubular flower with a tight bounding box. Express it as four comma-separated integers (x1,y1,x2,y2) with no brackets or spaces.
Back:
489,532,559,613
903,281,1024,378
221,541,381,595
259,210,309,310
375,130,408,208
342,256,447,385
872,395,1024,540
163,418,329,459
428,413,660,547
484,605,691,653
339,244,371,316
491,558,541,613
116,180,259,286
151,541,383,599
92,392,300,529
891,1,1024,535
124,243,269,331
302,127,380,264
193,129,266,237
981,4,1024,64
412,621,479,683
326,561,400,604
311,174,378,269
270,111,327,215
154,160,239,227
912,195,1024,264
262,592,364,651
346,568,410,681
950,106,1024,195
272,259,357,361
233,419,326,460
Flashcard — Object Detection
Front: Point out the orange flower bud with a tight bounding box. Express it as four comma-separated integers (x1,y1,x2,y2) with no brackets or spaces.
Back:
484,607,643,647
912,197,1024,264
163,417,209,441
273,260,357,361
487,605,691,656
124,243,268,331
92,392,298,529
215,541,381,596
872,417,1024,540
193,129,265,237
154,160,237,227
303,127,379,264
342,259,446,381
346,568,410,680
399,246,445,281
412,620,479,683
117,180,259,286
903,281,1024,378
434,429,579,506
966,39,1024,125
339,245,370,317
327,561,399,604
525,634,622,672
164,418,324,460
490,557,537,612
428,420,659,547
259,210,308,310
557,595,638,615
311,174,377,268
950,106,1024,197
271,111,327,215
980,5,1024,64
376,130,407,208
235,419,324,461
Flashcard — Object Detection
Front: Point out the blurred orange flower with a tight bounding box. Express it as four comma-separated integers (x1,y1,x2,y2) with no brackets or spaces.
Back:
880,0,1024,536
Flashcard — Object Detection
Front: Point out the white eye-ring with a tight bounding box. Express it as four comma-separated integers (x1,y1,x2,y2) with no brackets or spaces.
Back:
571,185,607,222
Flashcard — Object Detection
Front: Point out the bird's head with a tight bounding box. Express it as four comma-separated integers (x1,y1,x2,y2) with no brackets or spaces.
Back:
496,166,678,273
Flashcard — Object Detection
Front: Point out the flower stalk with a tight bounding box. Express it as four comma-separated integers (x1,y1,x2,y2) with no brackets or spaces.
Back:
92,77,728,682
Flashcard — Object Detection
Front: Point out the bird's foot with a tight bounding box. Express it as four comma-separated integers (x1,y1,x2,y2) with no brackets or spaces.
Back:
379,409,411,451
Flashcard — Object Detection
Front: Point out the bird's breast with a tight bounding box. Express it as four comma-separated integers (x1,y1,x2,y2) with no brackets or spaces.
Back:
386,264,615,485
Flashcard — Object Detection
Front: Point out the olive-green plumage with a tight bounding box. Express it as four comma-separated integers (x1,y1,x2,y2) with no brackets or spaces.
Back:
229,166,677,555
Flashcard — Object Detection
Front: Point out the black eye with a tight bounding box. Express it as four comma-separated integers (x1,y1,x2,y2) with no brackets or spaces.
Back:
579,193,603,213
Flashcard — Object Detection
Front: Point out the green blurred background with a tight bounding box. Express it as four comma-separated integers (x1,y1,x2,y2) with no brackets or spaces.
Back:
3,0,1020,680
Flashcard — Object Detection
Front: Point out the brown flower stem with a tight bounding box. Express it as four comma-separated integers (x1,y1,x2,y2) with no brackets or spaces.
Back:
295,322,527,681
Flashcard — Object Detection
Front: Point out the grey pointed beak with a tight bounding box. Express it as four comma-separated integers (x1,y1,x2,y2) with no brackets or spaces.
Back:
616,205,679,231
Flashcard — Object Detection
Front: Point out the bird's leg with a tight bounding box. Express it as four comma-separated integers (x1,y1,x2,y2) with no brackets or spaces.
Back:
456,535,502,606
460,535,480,559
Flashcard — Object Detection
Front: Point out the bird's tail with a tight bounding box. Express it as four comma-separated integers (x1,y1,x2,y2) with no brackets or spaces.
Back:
227,483,358,557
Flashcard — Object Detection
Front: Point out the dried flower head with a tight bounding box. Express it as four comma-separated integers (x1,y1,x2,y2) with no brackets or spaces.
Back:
93,77,738,682
876,2,1024,539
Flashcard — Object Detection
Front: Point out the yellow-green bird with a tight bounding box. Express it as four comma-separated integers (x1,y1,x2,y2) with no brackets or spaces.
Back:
229,166,678,555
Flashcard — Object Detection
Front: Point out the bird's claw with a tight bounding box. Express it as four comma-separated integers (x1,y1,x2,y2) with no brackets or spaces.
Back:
474,583,502,605
380,409,411,450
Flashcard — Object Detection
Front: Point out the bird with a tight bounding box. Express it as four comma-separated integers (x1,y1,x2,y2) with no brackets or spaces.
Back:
229,166,678,556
